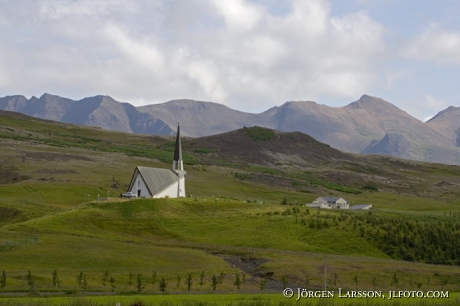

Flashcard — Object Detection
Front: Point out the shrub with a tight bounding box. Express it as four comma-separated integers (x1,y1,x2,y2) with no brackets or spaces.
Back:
243,126,275,141
362,183,378,191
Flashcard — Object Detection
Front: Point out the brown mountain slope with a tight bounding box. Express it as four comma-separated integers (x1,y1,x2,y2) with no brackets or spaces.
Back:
266,95,452,154
0,94,174,135
2,93,460,164
184,126,357,167
426,106,460,147
139,95,458,164
182,126,460,200
137,99,264,137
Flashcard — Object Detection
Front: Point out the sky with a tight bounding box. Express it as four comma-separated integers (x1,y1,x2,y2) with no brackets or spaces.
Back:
1,0,460,121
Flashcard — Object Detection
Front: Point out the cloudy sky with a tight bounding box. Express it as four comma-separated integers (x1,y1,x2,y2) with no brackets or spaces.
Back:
1,0,459,121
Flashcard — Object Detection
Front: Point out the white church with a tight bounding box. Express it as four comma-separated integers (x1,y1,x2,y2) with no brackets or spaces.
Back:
126,125,186,198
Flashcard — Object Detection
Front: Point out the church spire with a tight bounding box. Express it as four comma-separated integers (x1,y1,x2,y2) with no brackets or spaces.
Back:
173,124,184,172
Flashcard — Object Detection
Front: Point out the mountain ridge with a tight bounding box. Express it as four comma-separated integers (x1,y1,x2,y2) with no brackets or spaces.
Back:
1,93,460,164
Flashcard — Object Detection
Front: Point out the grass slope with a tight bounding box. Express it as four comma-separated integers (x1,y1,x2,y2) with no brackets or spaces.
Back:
2,198,460,294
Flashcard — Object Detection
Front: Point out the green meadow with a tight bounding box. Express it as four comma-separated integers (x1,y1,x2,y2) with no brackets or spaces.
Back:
1,293,460,306
1,112,460,305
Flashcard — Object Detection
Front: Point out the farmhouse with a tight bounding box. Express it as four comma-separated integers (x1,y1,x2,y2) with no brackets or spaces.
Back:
307,197,350,209
126,125,186,198
306,197,373,210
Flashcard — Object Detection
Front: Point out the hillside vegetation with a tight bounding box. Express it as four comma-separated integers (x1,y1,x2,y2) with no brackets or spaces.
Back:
1,110,460,296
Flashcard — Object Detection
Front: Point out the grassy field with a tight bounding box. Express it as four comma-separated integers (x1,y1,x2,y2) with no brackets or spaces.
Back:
1,198,460,294
1,293,459,306
1,111,460,305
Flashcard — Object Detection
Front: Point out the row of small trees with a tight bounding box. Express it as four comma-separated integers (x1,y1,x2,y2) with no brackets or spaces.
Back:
0,270,36,292
1,268,451,293
0,269,256,293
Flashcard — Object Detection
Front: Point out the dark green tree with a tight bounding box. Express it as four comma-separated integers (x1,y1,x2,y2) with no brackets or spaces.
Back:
233,274,241,290
136,274,144,293
128,272,134,288
211,274,218,291
185,273,193,292
77,271,84,288
159,277,167,293
102,270,110,287
26,270,35,292
52,269,61,288
199,271,205,287
353,275,359,290
81,274,87,290
0,270,6,289
109,276,116,292
219,272,225,285
259,278,267,290
439,275,449,290
281,275,289,289
176,274,181,288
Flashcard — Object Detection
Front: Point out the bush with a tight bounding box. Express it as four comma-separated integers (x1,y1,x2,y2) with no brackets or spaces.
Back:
234,172,250,180
243,126,275,141
362,183,378,191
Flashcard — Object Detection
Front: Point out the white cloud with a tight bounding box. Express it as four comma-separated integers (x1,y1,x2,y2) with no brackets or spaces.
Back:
209,0,262,32
188,60,227,102
402,24,460,65
104,25,165,72
0,0,388,112
286,0,330,38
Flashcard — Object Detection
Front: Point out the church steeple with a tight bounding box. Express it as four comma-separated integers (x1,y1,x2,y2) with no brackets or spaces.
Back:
172,124,184,172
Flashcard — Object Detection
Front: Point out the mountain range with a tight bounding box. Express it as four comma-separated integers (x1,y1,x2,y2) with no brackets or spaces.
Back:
1,93,460,165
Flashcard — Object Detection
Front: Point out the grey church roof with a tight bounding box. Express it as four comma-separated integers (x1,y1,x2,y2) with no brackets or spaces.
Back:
133,166,180,196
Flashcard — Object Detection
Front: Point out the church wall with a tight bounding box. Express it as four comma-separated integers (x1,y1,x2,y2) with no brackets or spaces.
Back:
153,181,180,198
152,176,186,198
178,177,186,197
127,173,152,198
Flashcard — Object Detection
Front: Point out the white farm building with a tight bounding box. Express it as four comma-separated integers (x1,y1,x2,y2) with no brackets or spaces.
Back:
126,125,186,198
307,197,350,209
306,197,372,210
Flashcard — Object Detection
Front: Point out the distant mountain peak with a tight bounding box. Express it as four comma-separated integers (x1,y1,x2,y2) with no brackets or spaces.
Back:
426,105,458,123
283,100,318,106
2,93,460,164
346,94,392,109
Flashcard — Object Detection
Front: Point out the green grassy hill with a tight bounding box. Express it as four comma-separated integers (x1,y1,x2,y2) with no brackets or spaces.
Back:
1,110,460,295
